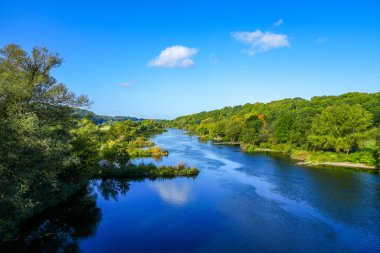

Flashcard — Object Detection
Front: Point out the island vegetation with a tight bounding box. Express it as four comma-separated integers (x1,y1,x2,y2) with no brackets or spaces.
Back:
168,92,380,169
0,44,198,242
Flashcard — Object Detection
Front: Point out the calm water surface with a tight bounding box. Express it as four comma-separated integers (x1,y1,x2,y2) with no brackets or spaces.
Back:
7,128,380,252
81,129,380,253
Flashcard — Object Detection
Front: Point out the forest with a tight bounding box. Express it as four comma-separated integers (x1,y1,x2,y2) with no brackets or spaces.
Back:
168,92,380,168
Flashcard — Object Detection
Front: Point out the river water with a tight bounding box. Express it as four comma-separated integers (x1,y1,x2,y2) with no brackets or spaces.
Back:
80,128,380,253
6,128,380,252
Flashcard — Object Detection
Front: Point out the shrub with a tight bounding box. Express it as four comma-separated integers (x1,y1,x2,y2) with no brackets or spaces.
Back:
291,150,311,161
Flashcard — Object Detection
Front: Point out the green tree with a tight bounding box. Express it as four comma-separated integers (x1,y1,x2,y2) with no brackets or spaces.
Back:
70,119,100,167
225,116,243,142
274,111,295,143
210,120,226,140
308,104,373,153
240,114,264,145
0,44,89,240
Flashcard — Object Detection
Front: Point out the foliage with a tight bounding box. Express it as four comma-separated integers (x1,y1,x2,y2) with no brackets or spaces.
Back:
291,150,376,166
94,162,199,179
307,104,373,153
0,44,89,241
168,92,380,167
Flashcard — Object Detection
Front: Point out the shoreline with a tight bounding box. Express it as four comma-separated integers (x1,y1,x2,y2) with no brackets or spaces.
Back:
248,149,378,170
246,148,378,170
297,161,377,170
213,141,241,145
192,134,379,171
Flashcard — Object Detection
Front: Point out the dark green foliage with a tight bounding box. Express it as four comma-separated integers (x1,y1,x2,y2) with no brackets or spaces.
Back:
274,111,295,143
0,44,89,241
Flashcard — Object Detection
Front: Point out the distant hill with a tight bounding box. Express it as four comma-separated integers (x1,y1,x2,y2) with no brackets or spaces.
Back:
74,109,143,125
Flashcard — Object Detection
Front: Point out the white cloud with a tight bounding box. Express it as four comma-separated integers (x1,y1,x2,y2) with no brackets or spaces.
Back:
148,45,198,68
119,82,132,88
231,30,290,55
274,19,283,26
316,37,328,44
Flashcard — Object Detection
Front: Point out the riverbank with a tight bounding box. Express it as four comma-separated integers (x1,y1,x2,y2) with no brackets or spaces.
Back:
210,141,379,171
297,161,377,170
213,141,240,145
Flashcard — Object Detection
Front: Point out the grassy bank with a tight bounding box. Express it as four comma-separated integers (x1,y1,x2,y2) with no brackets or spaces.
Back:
241,143,378,170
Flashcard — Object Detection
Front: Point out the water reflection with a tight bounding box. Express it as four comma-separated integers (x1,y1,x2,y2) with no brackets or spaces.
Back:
1,186,101,253
0,175,200,252
94,179,131,201
152,180,193,207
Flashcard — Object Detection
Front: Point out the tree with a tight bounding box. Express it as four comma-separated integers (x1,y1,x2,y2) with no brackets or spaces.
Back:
274,112,295,143
210,120,226,140
225,116,243,142
0,44,89,240
240,114,264,145
308,104,373,153
70,119,100,167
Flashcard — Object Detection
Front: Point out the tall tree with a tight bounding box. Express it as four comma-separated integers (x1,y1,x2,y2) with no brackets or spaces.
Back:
0,44,89,240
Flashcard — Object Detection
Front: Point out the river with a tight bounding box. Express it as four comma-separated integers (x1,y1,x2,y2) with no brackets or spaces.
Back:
7,129,380,252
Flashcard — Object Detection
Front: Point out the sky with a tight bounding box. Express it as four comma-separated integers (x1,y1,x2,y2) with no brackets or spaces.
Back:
1,0,380,119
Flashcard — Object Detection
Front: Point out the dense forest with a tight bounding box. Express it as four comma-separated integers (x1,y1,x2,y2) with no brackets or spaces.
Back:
0,44,197,242
169,92,380,168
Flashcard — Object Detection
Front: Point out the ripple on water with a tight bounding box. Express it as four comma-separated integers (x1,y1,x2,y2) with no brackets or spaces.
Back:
199,148,380,252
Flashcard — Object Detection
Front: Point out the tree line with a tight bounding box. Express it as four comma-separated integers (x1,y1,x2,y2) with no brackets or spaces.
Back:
168,92,380,167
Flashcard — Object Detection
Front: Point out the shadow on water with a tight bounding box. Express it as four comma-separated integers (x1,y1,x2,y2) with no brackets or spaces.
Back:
0,175,199,253
93,179,131,202
0,185,101,253
0,179,130,252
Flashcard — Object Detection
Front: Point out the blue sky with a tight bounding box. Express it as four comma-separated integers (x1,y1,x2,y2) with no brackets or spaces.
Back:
1,0,379,119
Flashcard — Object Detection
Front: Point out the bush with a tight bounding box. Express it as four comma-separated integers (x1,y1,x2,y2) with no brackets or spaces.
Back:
307,150,376,166
291,150,311,161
